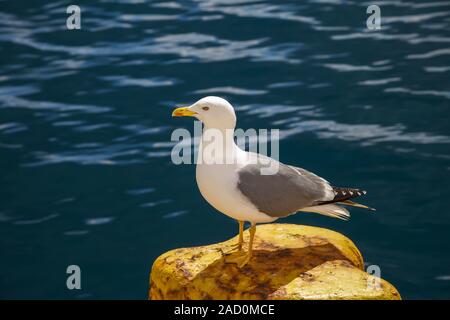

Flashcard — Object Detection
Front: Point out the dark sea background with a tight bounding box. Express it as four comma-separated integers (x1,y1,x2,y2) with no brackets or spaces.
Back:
1,0,449,299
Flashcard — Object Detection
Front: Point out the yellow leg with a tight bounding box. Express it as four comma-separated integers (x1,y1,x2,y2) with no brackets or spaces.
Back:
248,224,255,254
218,220,245,256
237,220,244,251
225,223,256,268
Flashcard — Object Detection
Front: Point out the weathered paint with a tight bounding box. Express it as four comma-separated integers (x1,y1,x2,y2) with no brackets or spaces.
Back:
149,223,401,300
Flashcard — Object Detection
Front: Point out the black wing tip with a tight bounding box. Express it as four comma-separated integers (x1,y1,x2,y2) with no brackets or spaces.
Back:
356,189,367,196
332,187,367,199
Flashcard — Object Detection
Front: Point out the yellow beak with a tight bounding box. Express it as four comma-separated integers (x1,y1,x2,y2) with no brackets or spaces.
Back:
172,106,197,117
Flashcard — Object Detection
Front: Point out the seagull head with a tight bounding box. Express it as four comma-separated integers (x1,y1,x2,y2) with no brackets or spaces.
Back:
172,96,237,130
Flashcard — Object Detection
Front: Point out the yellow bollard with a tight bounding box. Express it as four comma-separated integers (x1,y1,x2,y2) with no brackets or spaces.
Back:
149,223,401,300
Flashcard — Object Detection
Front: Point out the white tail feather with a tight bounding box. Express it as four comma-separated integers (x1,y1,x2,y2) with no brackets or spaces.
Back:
299,204,350,221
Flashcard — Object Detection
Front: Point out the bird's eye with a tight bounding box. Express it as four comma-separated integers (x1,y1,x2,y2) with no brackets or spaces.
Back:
202,106,209,111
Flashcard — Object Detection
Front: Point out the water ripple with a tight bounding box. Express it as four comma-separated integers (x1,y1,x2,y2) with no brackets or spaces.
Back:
407,48,450,59
385,87,450,99
85,217,115,226
281,120,450,146
193,86,267,96
100,76,180,88
358,77,402,86
322,63,392,72
14,213,59,225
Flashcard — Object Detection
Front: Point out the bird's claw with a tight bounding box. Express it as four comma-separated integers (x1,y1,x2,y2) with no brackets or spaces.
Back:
224,252,251,268
225,242,243,255
216,242,243,256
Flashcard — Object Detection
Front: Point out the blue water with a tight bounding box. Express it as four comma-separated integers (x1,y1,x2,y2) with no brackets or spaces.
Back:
1,0,450,299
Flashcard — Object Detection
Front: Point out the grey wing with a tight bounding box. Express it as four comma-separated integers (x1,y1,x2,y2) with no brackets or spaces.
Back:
236,157,335,218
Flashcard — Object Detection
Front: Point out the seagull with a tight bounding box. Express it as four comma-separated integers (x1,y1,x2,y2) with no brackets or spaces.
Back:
172,96,374,267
